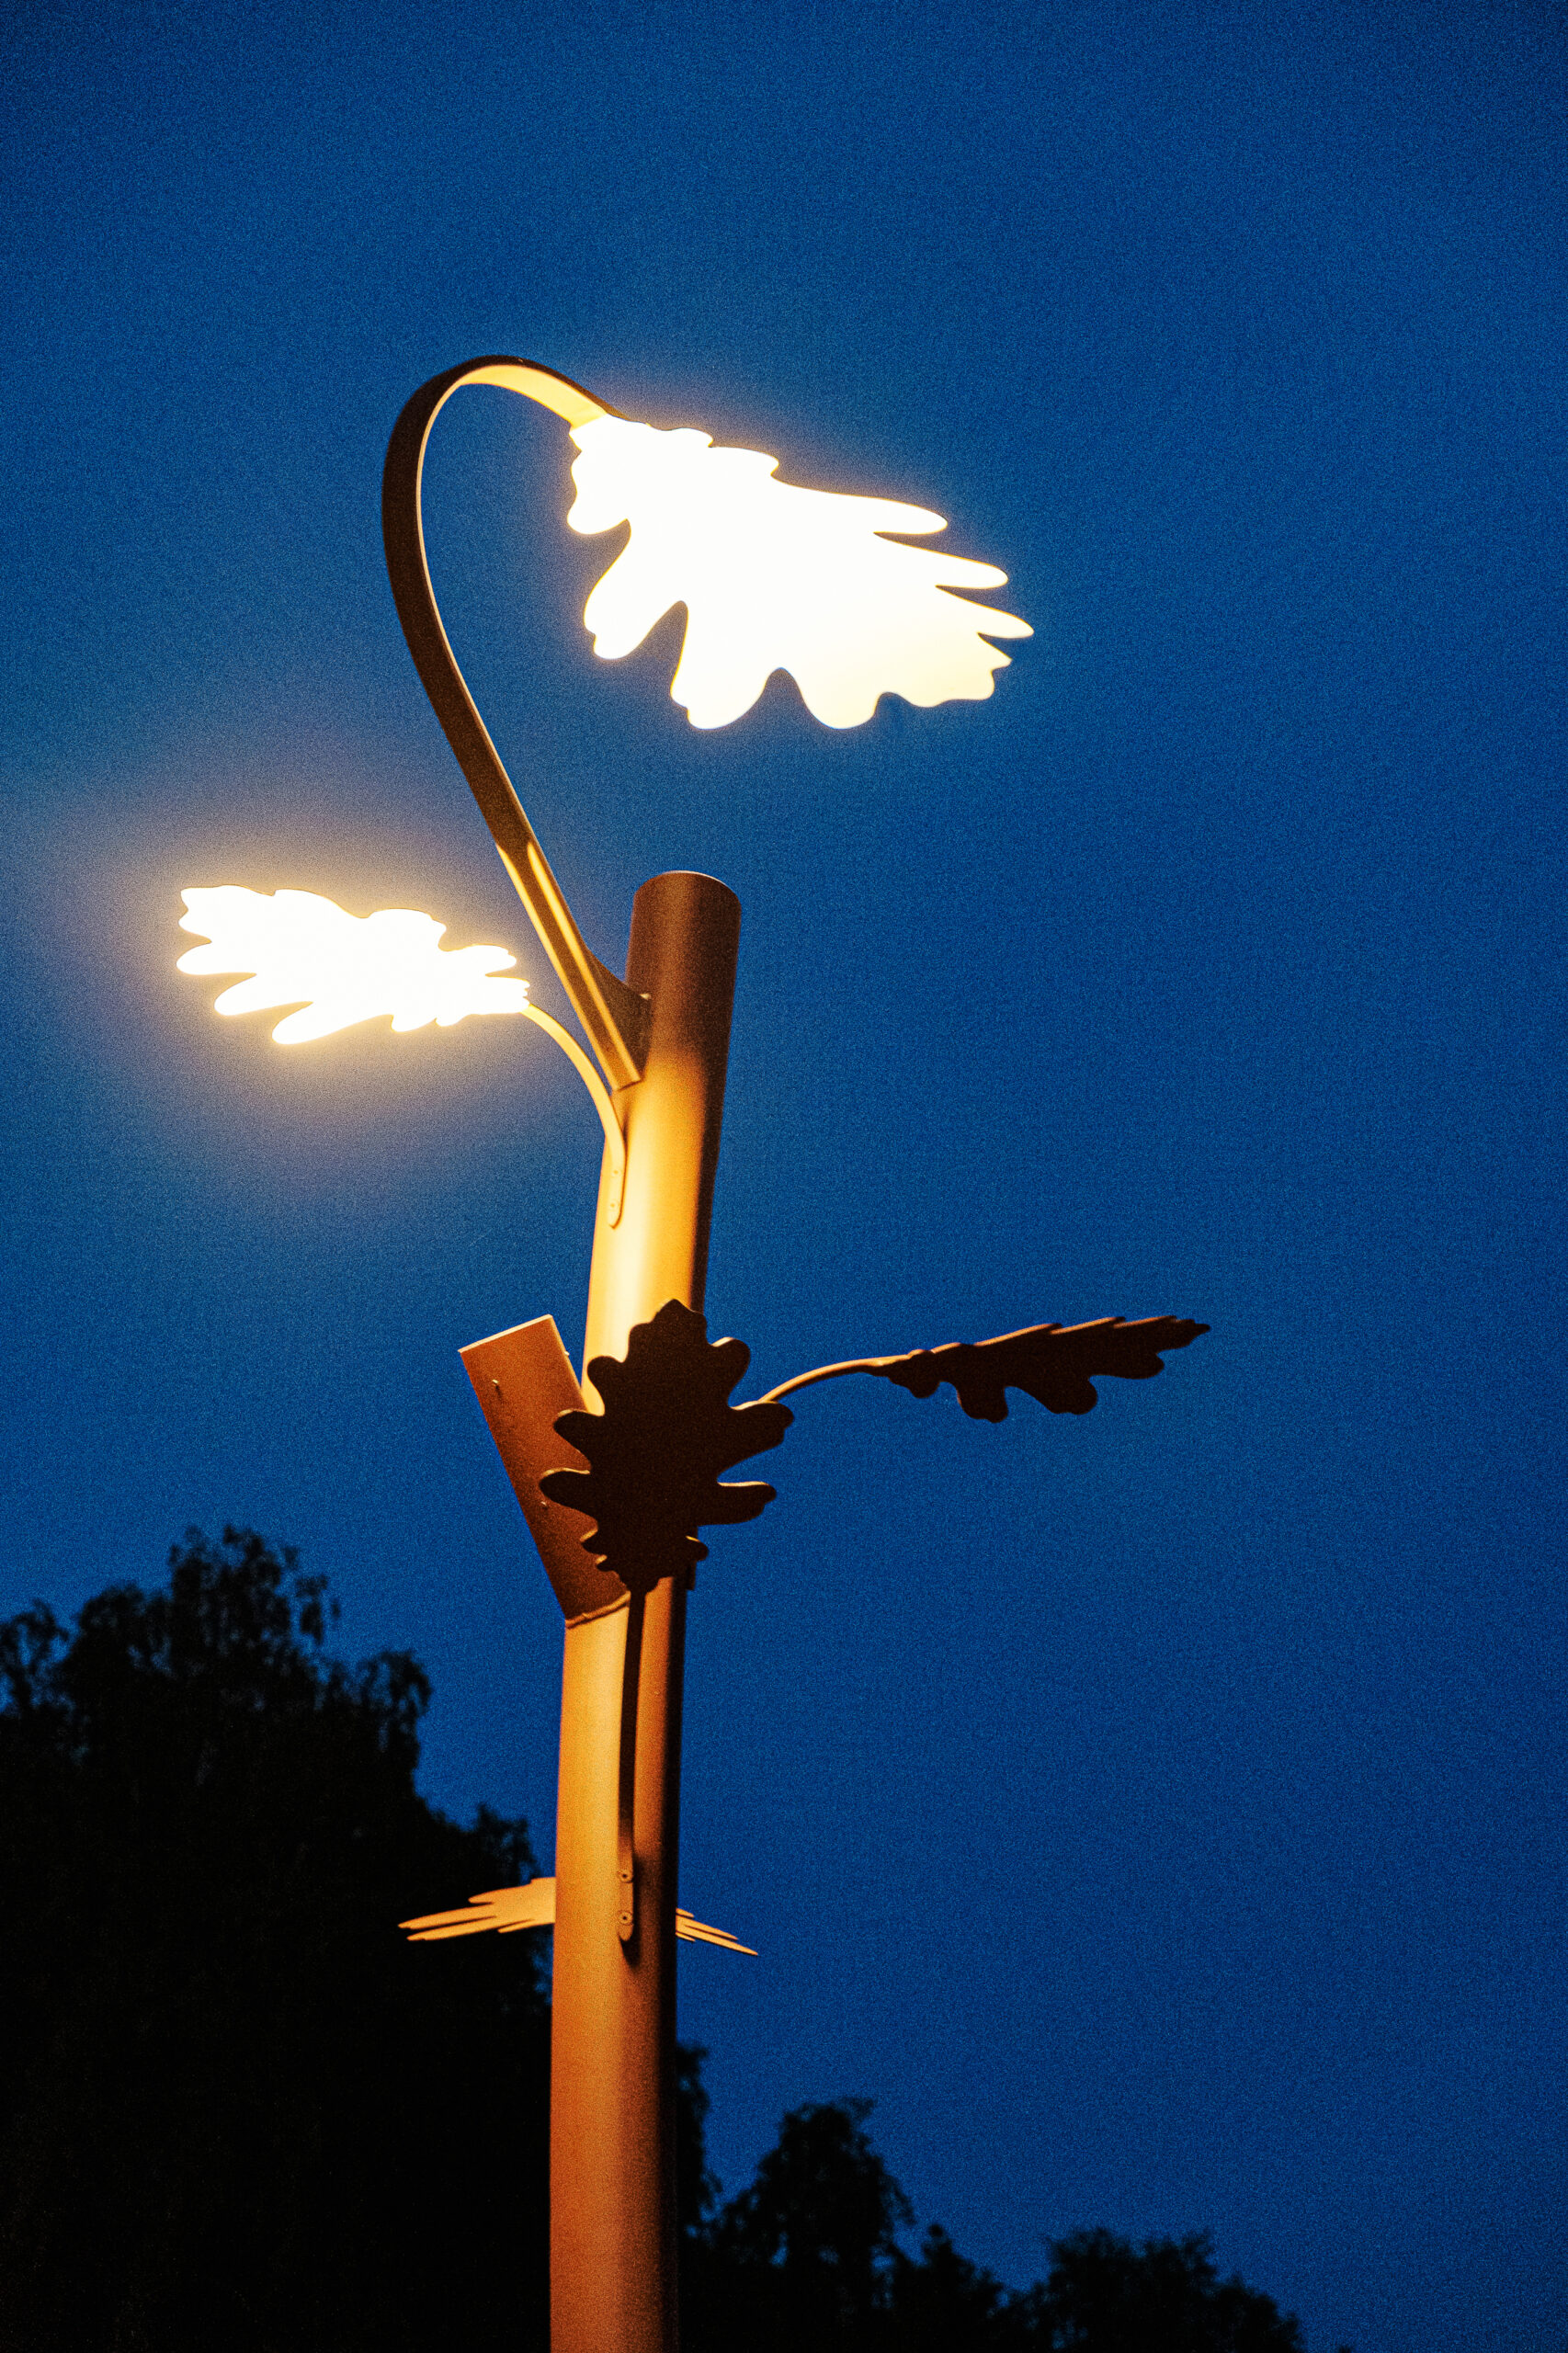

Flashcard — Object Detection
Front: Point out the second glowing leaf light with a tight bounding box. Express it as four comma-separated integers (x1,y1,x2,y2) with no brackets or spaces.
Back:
176,887,529,1042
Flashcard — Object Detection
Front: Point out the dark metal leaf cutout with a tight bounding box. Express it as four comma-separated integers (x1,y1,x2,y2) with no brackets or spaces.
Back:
760,1314,1210,1421
540,1300,792,1596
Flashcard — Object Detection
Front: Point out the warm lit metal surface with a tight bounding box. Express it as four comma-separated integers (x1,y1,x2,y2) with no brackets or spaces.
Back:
459,1316,625,1624
381,356,650,1091
551,870,741,2353
448,878,743,2353
402,1876,559,1940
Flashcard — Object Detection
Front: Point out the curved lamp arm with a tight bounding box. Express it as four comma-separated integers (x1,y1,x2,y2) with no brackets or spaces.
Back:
382,356,650,1092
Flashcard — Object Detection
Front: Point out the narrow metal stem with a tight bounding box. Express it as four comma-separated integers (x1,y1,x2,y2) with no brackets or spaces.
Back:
521,1002,626,1224
756,1356,904,1404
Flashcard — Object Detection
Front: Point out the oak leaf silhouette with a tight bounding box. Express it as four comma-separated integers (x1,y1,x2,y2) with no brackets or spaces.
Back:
540,1301,792,1597
873,1315,1209,1421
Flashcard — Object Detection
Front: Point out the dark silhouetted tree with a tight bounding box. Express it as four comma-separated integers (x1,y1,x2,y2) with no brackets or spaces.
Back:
886,2222,1040,2351
680,2101,1311,2353
684,2095,913,2349
1036,2228,1304,2351
0,1528,551,2353
0,1532,1317,2353
676,2040,722,2246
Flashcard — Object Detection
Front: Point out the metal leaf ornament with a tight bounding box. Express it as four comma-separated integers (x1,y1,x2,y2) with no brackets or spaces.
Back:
761,1314,1209,1421
540,1301,792,1597
877,1315,1210,1421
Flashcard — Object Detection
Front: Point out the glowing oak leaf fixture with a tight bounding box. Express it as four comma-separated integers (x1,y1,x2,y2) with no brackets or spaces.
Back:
172,353,1205,2353
566,415,1031,729
176,885,530,1041
176,881,630,1213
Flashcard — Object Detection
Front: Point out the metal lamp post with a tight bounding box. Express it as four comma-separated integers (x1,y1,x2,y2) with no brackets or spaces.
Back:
382,361,746,2353
178,353,1204,2353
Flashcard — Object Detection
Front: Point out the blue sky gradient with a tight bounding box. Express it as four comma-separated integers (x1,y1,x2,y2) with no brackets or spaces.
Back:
4,6,1565,2346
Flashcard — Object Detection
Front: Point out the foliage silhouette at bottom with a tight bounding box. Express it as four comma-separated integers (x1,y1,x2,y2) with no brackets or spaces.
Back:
678,2088,1305,2353
0,1531,1311,2351
0,1529,550,2353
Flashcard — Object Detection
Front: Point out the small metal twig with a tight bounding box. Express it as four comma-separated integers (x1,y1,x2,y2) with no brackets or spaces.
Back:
756,1356,907,1405
521,1002,627,1223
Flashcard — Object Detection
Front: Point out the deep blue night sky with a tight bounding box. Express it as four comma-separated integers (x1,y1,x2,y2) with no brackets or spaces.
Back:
4,5,1565,2347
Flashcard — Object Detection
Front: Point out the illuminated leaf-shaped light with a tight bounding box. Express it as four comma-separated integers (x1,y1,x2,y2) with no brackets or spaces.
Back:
566,415,1032,731
176,886,529,1043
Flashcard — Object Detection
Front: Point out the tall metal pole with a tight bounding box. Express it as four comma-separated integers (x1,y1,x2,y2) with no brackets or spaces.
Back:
551,870,740,2353
382,364,741,2349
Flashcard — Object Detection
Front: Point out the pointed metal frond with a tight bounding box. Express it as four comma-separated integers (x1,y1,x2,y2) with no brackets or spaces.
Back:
398,1875,754,1954
399,1877,557,1942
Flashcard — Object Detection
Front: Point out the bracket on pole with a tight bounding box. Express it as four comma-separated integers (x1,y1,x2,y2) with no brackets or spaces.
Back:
459,1315,628,1623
